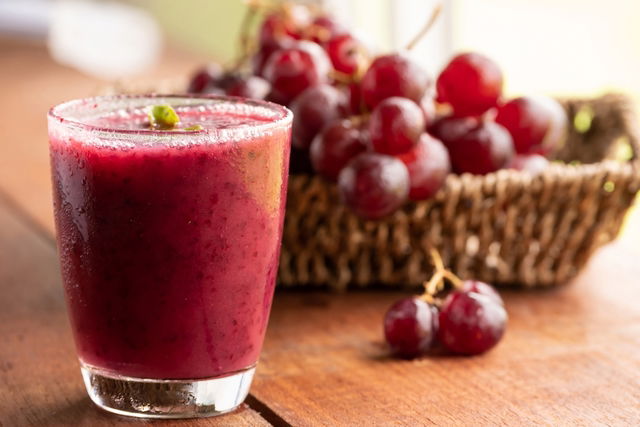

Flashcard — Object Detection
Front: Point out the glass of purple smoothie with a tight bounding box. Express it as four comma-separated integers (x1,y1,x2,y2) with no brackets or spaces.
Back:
47,95,292,418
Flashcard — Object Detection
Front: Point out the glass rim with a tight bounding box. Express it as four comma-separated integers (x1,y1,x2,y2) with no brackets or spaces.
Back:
48,93,293,138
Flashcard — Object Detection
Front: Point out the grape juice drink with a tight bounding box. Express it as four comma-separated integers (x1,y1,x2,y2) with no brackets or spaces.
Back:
48,95,292,418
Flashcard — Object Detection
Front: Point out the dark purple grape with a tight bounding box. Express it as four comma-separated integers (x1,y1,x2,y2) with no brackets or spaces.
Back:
438,290,507,355
360,53,431,109
428,115,479,143
507,154,550,175
441,120,514,175
263,41,332,105
253,41,293,77
347,81,363,115
225,76,271,100
396,133,450,201
496,96,567,155
384,297,438,358
187,64,222,94
460,280,503,306
368,97,425,155
214,72,242,91
290,84,348,149
326,33,366,75
310,119,367,181
338,153,410,220
436,52,503,117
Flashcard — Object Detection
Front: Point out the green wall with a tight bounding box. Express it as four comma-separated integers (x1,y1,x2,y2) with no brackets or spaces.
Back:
139,0,250,63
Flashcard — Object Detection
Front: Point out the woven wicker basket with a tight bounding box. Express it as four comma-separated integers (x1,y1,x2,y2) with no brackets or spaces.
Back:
104,83,639,289
278,94,640,290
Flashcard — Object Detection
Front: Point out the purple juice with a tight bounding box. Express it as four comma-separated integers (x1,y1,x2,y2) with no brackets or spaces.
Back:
48,95,292,417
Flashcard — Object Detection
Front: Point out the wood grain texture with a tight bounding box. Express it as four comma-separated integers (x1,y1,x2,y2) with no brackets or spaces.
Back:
253,241,640,426
0,195,269,426
2,37,640,426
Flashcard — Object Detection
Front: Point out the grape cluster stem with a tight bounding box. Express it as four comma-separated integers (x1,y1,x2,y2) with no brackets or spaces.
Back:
420,248,463,305
405,3,443,51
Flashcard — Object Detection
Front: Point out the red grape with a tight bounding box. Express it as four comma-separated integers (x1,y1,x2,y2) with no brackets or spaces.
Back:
265,87,291,106
253,41,293,77
438,290,507,355
307,15,346,44
346,81,363,115
441,120,514,175
460,280,503,306
326,33,366,75
338,153,410,220
258,9,307,48
384,297,438,358
360,53,431,109
507,153,550,175
368,97,425,155
539,97,568,155
263,41,332,105
496,96,567,155
428,115,478,143
225,75,271,100
436,52,503,117
396,133,450,201
187,64,222,94
310,119,367,181
254,14,297,78
259,15,292,48
213,73,236,90
289,84,348,149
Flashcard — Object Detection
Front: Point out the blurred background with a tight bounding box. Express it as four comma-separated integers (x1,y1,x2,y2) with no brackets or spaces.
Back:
0,0,638,243
4,0,640,95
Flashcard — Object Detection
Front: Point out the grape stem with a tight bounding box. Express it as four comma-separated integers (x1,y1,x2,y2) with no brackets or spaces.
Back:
442,269,463,288
233,0,283,71
405,2,443,51
331,70,356,84
424,270,445,297
232,1,262,71
429,248,445,273
420,248,464,304
348,113,371,127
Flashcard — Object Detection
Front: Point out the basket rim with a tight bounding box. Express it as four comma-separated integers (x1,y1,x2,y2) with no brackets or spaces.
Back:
560,93,640,170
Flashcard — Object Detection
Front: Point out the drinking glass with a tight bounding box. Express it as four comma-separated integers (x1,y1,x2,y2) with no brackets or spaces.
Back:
48,95,292,418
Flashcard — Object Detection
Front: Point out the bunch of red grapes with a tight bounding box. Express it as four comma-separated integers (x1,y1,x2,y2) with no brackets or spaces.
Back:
383,250,507,358
385,278,507,358
187,3,567,220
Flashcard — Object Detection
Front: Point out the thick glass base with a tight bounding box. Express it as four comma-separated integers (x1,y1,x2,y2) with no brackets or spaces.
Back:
80,363,256,419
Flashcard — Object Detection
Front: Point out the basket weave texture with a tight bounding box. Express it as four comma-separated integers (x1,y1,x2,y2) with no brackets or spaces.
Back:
278,94,640,290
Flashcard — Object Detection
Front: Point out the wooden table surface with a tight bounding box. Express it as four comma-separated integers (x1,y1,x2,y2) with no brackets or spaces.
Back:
1,39,640,426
